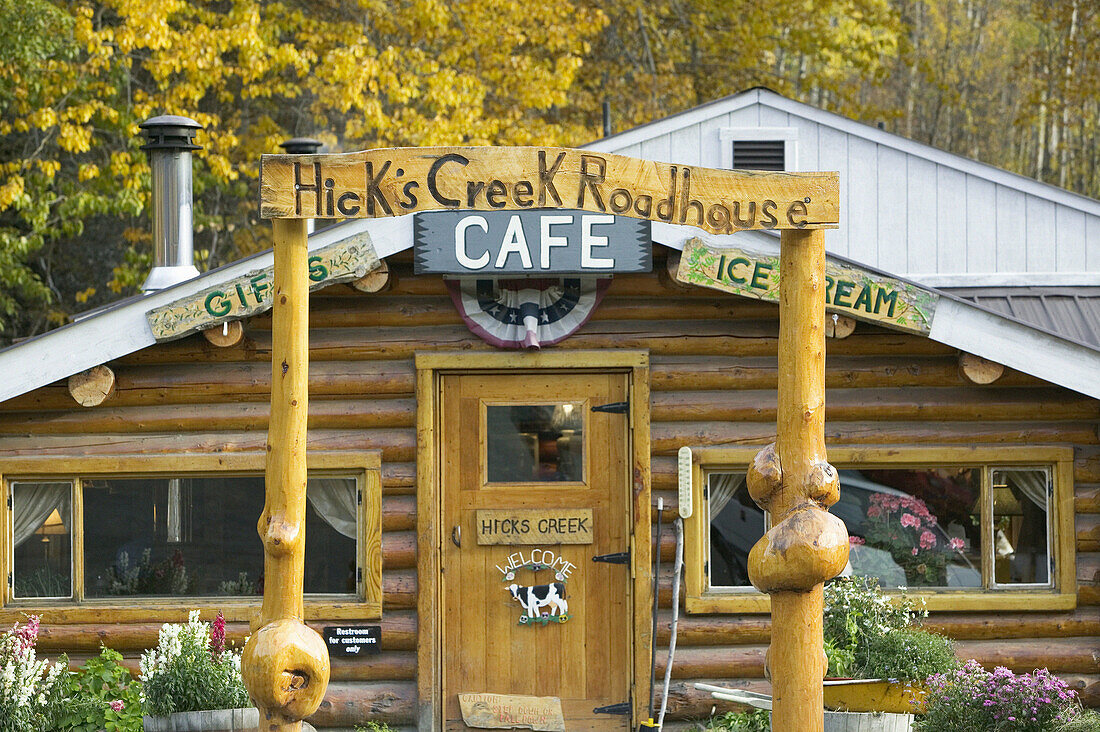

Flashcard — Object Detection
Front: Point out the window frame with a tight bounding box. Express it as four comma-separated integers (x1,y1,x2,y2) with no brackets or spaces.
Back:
684,445,1076,613
0,450,382,623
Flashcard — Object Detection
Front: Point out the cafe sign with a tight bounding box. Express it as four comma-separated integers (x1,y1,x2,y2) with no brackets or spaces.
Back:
260,146,839,235
413,210,650,275
675,237,938,334
146,234,379,341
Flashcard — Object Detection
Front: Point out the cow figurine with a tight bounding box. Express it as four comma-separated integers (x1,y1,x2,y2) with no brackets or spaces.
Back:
506,582,568,620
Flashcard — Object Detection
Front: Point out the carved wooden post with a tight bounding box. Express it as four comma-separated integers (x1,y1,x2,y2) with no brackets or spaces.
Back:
242,218,330,731
747,228,849,732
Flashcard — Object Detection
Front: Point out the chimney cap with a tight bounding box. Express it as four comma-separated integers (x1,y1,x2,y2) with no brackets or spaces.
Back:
280,137,324,154
140,115,203,152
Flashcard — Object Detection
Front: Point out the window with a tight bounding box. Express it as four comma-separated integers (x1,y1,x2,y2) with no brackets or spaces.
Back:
684,446,1075,613
719,127,798,171
2,452,381,620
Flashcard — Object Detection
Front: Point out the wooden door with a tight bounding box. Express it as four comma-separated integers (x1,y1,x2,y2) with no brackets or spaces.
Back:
441,371,633,731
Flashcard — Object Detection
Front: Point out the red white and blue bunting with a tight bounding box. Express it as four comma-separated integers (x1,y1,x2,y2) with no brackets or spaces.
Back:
446,277,610,349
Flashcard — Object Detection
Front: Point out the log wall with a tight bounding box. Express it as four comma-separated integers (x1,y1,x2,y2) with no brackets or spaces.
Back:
0,248,1097,727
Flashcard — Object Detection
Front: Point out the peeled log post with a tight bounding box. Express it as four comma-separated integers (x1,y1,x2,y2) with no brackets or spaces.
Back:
747,228,848,732
242,218,330,731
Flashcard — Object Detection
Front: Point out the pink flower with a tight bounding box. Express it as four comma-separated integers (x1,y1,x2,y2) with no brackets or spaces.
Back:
866,505,882,518
950,537,966,551
109,700,125,712
900,513,920,529
210,611,226,658
920,530,937,549
911,547,919,555
849,536,865,545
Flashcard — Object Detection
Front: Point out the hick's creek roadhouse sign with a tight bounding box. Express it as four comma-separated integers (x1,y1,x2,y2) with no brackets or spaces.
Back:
259,146,840,234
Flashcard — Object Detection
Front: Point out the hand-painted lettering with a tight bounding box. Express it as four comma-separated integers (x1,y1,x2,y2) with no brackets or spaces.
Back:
455,215,490,269
364,160,393,215
308,256,328,282
874,287,899,317
834,279,855,307
577,154,606,210
537,150,565,207
427,153,469,207
205,291,231,317
750,261,773,290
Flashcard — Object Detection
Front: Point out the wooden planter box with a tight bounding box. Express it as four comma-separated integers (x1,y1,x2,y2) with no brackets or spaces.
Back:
823,679,927,714
823,711,914,732
142,708,317,732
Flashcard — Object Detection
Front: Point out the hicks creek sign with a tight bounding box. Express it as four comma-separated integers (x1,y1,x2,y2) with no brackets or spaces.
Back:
413,210,650,275
675,238,939,334
259,146,839,235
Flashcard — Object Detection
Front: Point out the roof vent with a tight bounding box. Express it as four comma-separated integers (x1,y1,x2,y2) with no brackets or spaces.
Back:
732,140,785,171
139,115,203,292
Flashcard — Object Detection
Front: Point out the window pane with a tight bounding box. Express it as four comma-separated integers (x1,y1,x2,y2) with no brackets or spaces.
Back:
707,472,763,588
11,482,72,599
991,468,1051,586
838,469,981,589
84,476,357,597
486,404,584,482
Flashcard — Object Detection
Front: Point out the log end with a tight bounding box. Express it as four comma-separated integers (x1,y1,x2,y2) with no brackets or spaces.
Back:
825,313,856,339
959,352,1005,384
351,261,391,293
203,320,245,347
67,365,116,407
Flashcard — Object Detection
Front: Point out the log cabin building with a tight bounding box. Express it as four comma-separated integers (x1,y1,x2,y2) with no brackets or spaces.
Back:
0,90,1098,731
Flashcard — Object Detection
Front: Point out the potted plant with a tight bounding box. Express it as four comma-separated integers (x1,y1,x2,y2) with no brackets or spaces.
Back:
820,576,958,729
857,494,965,587
140,610,262,732
915,660,1100,731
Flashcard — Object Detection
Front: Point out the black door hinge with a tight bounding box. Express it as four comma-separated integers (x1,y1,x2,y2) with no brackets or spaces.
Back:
592,401,629,414
6,572,11,588
594,702,632,715
357,567,363,583
5,495,10,509
357,489,362,506
592,551,630,565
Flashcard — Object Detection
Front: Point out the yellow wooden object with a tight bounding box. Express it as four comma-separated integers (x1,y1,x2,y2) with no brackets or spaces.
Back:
242,218,330,731
747,228,849,732
823,680,927,714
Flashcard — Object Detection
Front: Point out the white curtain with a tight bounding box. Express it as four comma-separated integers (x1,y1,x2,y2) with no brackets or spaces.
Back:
709,473,746,518
13,482,71,549
307,478,357,539
1006,468,1049,511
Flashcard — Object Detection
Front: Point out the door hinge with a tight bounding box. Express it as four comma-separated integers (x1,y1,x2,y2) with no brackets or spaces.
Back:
6,572,11,588
594,702,632,715
357,489,362,506
357,567,363,583
591,401,629,414
592,551,630,565
5,495,10,509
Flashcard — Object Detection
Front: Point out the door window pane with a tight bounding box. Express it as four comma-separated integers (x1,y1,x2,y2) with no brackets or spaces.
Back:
991,467,1051,586
486,404,584,482
11,482,72,599
83,476,357,597
839,469,981,589
707,472,762,588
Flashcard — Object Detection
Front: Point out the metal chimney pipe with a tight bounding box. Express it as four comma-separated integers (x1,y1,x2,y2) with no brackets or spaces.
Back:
280,138,324,234
139,115,203,292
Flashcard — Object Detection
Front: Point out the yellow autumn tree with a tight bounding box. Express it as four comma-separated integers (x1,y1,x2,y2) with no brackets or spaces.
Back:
0,0,607,340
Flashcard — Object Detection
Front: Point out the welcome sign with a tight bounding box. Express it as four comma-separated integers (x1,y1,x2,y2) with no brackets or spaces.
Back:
260,147,839,235
675,238,938,334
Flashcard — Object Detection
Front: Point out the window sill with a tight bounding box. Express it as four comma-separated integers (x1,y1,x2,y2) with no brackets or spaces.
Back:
0,598,381,624
687,589,1077,614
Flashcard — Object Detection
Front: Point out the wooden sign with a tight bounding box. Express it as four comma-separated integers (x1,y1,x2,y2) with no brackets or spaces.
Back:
675,237,938,334
260,146,839,235
146,234,379,341
477,509,593,545
413,209,651,275
322,626,380,657
459,693,566,732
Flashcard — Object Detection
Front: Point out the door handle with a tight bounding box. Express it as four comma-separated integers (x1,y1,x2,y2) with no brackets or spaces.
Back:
451,525,461,548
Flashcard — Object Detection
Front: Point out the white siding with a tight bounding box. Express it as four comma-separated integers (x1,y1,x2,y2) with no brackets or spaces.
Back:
590,94,1100,283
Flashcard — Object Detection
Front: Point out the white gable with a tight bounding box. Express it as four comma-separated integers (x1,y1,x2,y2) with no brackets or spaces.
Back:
586,88,1100,287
